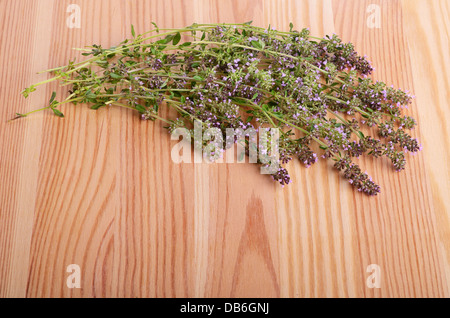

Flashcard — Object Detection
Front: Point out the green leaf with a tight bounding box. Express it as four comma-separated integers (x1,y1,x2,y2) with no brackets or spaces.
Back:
85,89,97,99
238,150,245,162
135,104,146,113
172,32,181,45
179,41,191,47
151,22,159,33
21,85,36,98
289,22,294,32
96,60,108,68
357,131,365,139
192,75,204,81
319,145,328,150
251,40,262,49
110,73,123,79
272,112,283,119
90,103,104,110
158,34,173,44
125,60,137,67
246,116,254,123
52,108,64,117
244,20,253,25
49,91,56,104
131,24,136,37
160,78,169,88
251,93,258,101
259,40,265,49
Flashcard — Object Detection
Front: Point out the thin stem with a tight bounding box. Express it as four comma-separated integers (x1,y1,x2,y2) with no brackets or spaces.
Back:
110,101,170,125
196,23,325,41
8,95,81,122
26,61,92,91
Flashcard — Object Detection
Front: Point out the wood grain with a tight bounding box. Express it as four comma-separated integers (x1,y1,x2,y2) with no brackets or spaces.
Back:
0,0,448,298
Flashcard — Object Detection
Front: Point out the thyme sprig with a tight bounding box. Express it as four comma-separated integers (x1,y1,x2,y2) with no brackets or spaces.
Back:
14,22,421,195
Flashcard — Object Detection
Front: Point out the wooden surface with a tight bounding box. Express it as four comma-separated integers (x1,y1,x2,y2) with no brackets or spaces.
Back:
0,0,449,298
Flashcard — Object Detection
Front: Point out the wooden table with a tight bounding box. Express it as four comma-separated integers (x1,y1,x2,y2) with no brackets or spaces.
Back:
0,0,448,298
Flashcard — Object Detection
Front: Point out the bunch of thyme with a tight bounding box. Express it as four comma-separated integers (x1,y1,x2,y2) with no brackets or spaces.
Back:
15,22,421,195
